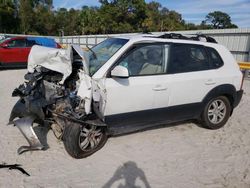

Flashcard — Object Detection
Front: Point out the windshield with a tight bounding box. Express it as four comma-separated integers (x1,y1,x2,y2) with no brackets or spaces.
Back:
88,38,128,76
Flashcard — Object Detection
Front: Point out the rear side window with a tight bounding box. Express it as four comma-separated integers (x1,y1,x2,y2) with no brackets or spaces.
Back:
167,44,210,74
206,47,224,68
26,40,37,47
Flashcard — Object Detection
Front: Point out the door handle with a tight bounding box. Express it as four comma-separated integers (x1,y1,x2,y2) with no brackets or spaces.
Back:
205,79,216,85
153,86,167,91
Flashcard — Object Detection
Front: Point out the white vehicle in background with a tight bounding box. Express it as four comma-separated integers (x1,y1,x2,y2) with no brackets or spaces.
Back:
9,33,243,158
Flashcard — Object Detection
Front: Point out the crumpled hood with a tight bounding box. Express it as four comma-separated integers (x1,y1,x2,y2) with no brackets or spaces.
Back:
27,45,99,116
28,45,72,83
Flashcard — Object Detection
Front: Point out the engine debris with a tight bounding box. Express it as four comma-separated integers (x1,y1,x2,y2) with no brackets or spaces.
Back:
9,45,106,155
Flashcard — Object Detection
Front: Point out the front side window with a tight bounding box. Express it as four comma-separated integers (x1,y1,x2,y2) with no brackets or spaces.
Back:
167,44,209,74
7,39,26,48
118,44,169,76
89,38,128,76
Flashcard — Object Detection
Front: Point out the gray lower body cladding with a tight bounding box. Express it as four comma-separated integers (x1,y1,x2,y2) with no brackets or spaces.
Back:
14,116,44,154
9,99,46,154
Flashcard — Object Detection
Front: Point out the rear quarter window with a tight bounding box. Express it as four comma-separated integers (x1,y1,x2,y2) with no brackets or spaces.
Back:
206,47,224,69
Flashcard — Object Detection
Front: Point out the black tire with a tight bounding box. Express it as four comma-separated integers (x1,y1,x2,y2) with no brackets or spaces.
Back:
63,122,108,159
201,96,231,129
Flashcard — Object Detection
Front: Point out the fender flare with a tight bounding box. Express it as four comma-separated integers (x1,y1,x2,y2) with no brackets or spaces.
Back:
202,84,237,113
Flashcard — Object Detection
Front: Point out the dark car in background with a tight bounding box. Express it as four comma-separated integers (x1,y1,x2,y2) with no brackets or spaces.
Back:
0,36,61,68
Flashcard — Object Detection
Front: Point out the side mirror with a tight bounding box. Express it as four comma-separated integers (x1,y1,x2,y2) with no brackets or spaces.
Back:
111,65,129,78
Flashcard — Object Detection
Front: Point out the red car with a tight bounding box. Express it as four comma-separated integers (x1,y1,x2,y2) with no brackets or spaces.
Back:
0,36,61,68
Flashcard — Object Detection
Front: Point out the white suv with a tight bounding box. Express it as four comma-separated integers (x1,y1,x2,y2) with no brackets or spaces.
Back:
9,33,243,158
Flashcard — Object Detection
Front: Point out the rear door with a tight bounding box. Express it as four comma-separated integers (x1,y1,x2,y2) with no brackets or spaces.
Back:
22,39,36,62
165,43,220,119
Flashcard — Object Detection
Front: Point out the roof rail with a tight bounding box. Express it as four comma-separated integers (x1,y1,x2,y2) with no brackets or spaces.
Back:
157,33,217,43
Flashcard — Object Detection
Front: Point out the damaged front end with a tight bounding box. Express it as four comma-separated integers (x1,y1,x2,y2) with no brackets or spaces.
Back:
9,45,107,156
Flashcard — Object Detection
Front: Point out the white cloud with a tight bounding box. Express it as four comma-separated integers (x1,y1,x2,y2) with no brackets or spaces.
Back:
173,0,249,14
54,0,99,9
72,0,100,9
167,0,250,27
55,0,70,9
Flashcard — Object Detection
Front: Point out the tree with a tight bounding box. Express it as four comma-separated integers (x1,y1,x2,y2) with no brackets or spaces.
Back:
161,10,186,31
19,0,36,34
80,6,102,34
0,0,19,33
34,4,56,35
184,23,198,30
203,11,238,29
142,1,162,32
54,8,68,35
142,1,187,32
54,7,82,36
98,0,147,33
66,8,81,35
4,1,237,36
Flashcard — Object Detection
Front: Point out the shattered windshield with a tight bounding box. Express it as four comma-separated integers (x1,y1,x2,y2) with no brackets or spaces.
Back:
88,38,128,76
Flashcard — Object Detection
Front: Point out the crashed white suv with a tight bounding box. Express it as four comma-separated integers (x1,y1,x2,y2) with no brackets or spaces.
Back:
9,33,243,158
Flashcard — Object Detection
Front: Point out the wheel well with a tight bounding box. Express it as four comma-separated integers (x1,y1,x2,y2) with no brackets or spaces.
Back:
222,94,234,115
202,84,236,114
223,94,234,107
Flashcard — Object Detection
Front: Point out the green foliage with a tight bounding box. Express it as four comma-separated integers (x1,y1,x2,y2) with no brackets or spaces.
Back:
97,0,147,33
203,11,238,29
34,4,56,35
0,0,19,33
19,0,34,34
0,0,238,35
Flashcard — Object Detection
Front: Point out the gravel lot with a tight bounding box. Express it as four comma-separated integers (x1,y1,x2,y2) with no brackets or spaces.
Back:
0,69,250,188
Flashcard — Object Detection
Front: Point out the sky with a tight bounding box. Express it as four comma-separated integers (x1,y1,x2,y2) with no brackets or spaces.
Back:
53,0,250,28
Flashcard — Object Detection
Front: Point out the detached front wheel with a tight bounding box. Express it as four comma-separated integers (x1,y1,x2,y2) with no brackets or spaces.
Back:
63,122,108,159
201,96,231,129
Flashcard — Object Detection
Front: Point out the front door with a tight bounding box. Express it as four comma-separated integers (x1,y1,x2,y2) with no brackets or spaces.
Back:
104,43,170,127
1,38,28,64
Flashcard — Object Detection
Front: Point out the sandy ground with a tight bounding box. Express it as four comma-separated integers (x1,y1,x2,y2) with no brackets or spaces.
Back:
0,69,249,188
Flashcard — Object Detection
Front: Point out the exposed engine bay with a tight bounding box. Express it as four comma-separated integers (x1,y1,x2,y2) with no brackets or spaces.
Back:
9,45,107,156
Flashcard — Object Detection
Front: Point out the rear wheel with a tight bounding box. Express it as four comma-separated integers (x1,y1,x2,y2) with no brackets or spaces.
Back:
201,96,231,129
63,122,108,159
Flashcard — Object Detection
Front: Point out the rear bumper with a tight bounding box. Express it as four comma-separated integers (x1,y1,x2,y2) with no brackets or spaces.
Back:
233,90,243,108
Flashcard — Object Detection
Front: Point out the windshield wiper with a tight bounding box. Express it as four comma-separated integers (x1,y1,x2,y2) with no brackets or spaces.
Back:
86,45,97,59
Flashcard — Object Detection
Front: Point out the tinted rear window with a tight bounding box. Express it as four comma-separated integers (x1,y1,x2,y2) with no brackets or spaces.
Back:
167,43,210,74
206,47,224,68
